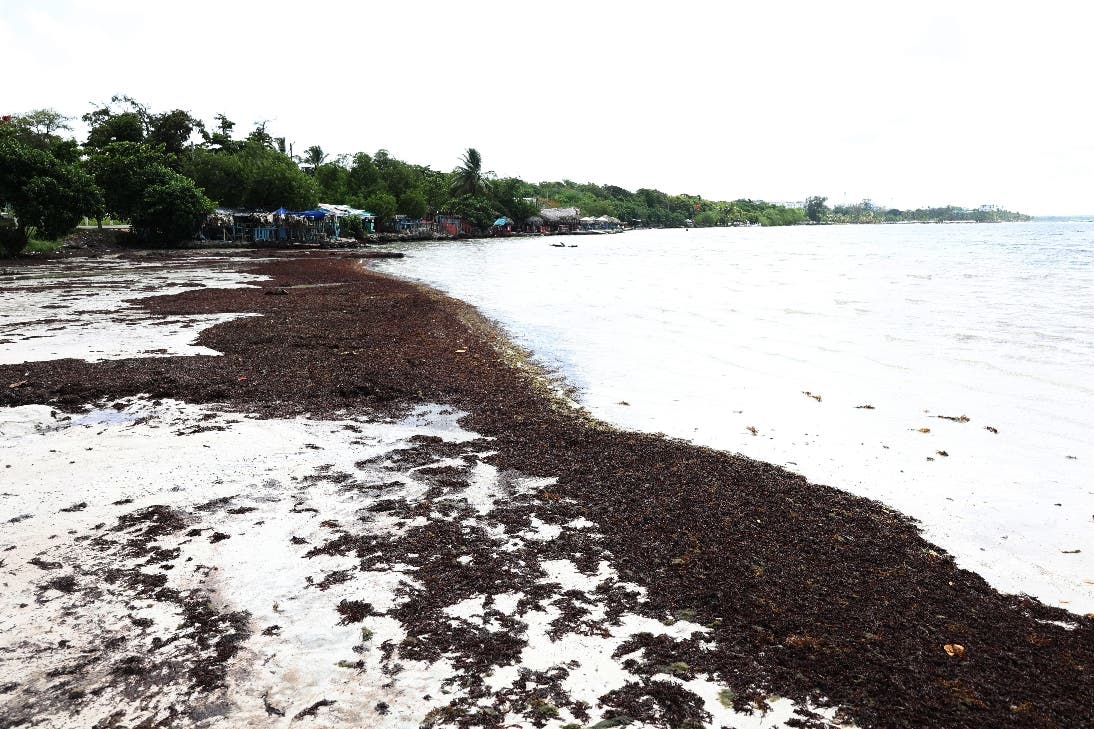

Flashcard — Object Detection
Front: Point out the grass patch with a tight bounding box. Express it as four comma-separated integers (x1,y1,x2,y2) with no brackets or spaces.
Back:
0,225,64,257
24,238,64,254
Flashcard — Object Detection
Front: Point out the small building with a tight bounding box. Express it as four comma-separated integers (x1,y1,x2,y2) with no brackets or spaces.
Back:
200,204,375,244
578,215,624,232
539,206,581,233
319,204,377,234
523,215,545,233
490,217,514,236
431,213,475,236
388,214,425,234
595,215,623,231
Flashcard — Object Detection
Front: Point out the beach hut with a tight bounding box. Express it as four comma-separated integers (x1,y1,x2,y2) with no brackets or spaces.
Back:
388,215,424,233
433,213,472,236
490,217,514,236
319,204,377,235
523,215,545,234
597,215,623,231
539,207,581,233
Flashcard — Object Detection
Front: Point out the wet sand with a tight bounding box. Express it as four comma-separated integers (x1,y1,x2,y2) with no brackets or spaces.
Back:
1,252,1091,728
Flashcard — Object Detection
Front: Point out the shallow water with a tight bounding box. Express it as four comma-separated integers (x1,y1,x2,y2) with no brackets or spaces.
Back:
374,223,1094,612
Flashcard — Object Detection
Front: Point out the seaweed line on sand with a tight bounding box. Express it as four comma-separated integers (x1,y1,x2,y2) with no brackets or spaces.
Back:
0,251,1091,728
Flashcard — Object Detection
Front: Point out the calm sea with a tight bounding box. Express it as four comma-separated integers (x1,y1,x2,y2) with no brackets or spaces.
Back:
373,222,1094,613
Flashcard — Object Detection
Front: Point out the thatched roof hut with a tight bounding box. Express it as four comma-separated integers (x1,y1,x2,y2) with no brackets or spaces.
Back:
540,207,581,223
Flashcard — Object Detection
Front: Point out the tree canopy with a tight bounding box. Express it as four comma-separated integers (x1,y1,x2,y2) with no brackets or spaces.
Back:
450,147,489,198
0,114,102,253
6,96,1029,255
88,142,212,241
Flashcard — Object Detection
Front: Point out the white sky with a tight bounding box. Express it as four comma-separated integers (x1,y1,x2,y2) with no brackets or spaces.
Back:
3,0,1092,215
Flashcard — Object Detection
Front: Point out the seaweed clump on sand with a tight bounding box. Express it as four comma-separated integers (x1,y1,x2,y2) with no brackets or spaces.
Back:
1,253,1091,728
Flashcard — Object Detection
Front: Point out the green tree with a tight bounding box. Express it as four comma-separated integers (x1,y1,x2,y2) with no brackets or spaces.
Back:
377,156,416,199
236,141,318,210
184,140,318,210
3,111,82,169
363,191,397,232
0,129,102,253
489,177,537,222
398,190,428,219
84,110,144,149
181,148,242,206
147,109,202,159
246,121,275,149
301,145,328,172
444,194,497,232
6,109,72,150
201,114,244,154
418,168,452,212
347,152,381,196
88,143,168,221
694,210,719,227
313,163,348,202
450,147,490,197
83,96,153,150
88,142,211,241
804,195,828,223
141,176,215,241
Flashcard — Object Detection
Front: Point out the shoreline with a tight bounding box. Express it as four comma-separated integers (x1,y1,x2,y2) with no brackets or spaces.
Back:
1,251,1091,727
370,227,1094,616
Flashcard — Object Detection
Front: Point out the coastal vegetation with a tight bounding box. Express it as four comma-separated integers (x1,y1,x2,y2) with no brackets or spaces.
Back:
804,196,1030,224
1,98,1027,252
0,111,102,254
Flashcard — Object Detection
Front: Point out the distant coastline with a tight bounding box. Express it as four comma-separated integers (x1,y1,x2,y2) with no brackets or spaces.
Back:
2,103,1032,255
1032,214,1094,222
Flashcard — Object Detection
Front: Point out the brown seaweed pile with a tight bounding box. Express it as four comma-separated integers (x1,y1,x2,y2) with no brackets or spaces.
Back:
2,253,1091,728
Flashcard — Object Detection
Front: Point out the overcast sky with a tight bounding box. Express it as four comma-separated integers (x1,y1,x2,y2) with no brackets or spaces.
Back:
3,0,1092,214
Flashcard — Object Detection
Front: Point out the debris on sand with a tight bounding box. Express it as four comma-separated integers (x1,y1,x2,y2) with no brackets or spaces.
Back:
0,253,1091,729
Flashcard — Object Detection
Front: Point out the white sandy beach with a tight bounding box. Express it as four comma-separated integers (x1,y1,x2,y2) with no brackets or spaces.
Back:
0,255,848,728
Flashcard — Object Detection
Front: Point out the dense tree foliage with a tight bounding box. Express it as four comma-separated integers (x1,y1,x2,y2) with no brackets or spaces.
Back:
805,196,828,223
0,113,102,253
300,145,328,171
820,199,1030,224
88,142,212,241
3,97,1032,254
4,109,74,150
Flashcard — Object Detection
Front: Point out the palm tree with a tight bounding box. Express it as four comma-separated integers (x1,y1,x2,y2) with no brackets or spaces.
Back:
301,145,327,173
450,147,489,197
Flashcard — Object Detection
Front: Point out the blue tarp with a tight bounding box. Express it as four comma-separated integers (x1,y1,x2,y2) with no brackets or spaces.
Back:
299,210,327,220
493,217,510,226
273,207,292,215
